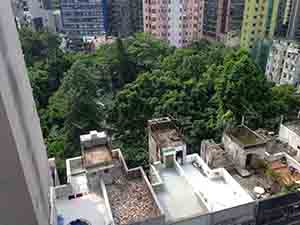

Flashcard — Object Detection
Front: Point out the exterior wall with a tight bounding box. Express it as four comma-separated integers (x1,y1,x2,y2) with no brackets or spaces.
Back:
60,0,107,37
54,184,73,199
202,0,244,45
265,40,286,83
287,0,300,41
210,202,256,225
265,40,300,85
0,1,51,224
26,0,49,30
171,214,210,225
161,144,187,164
168,202,256,225
279,124,300,157
257,192,300,225
149,131,160,163
53,10,63,32
241,0,281,50
100,178,115,225
222,134,265,168
168,0,182,46
107,0,143,37
281,44,300,85
143,0,203,47
11,0,25,24
49,158,60,186
202,0,218,40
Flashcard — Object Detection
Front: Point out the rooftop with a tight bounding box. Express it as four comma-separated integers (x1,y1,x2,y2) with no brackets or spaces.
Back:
106,167,161,225
56,193,109,225
181,155,253,212
231,170,272,200
266,139,297,156
202,136,300,200
154,166,207,222
226,126,266,148
270,157,300,186
83,145,112,169
284,120,300,136
255,129,297,157
149,117,184,148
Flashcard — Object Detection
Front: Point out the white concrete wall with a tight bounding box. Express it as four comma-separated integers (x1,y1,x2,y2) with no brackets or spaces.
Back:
0,1,51,224
222,134,242,166
149,132,159,163
279,124,300,159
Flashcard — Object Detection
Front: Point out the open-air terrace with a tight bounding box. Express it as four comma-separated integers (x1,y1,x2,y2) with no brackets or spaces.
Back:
226,126,266,148
203,136,300,200
106,166,161,225
150,154,254,222
153,165,207,222
55,155,110,225
180,154,253,212
255,128,297,157
56,192,109,225
231,153,300,199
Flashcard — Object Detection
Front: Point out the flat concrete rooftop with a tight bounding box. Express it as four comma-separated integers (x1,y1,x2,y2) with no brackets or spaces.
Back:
155,167,207,222
83,145,112,168
106,167,161,225
56,193,109,225
285,120,300,136
226,126,265,147
231,171,271,200
181,163,253,212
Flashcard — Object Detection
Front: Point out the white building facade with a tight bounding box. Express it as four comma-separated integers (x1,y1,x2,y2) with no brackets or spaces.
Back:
265,40,300,85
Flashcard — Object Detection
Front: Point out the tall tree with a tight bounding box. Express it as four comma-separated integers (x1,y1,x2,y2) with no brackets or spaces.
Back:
215,50,272,127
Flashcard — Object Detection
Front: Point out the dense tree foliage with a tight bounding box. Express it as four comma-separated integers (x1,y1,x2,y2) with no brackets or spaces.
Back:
20,29,300,178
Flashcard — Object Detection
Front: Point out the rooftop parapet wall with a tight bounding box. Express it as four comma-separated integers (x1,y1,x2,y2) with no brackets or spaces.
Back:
166,201,256,225
66,156,84,182
224,126,267,149
54,184,73,200
111,149,164,216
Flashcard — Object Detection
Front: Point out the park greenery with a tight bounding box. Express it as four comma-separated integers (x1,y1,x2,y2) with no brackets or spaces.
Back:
20,27,300,180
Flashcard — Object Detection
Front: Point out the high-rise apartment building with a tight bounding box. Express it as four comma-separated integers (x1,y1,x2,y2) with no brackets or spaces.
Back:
144,0,204,47
0,1,55,224
241,0,283,50
107,0,143,37
287,0,300,41
60,0,108,37
144,0,244,48
265,40,300,85
202,0,245,46
11,0,54,31
270,0,300,41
